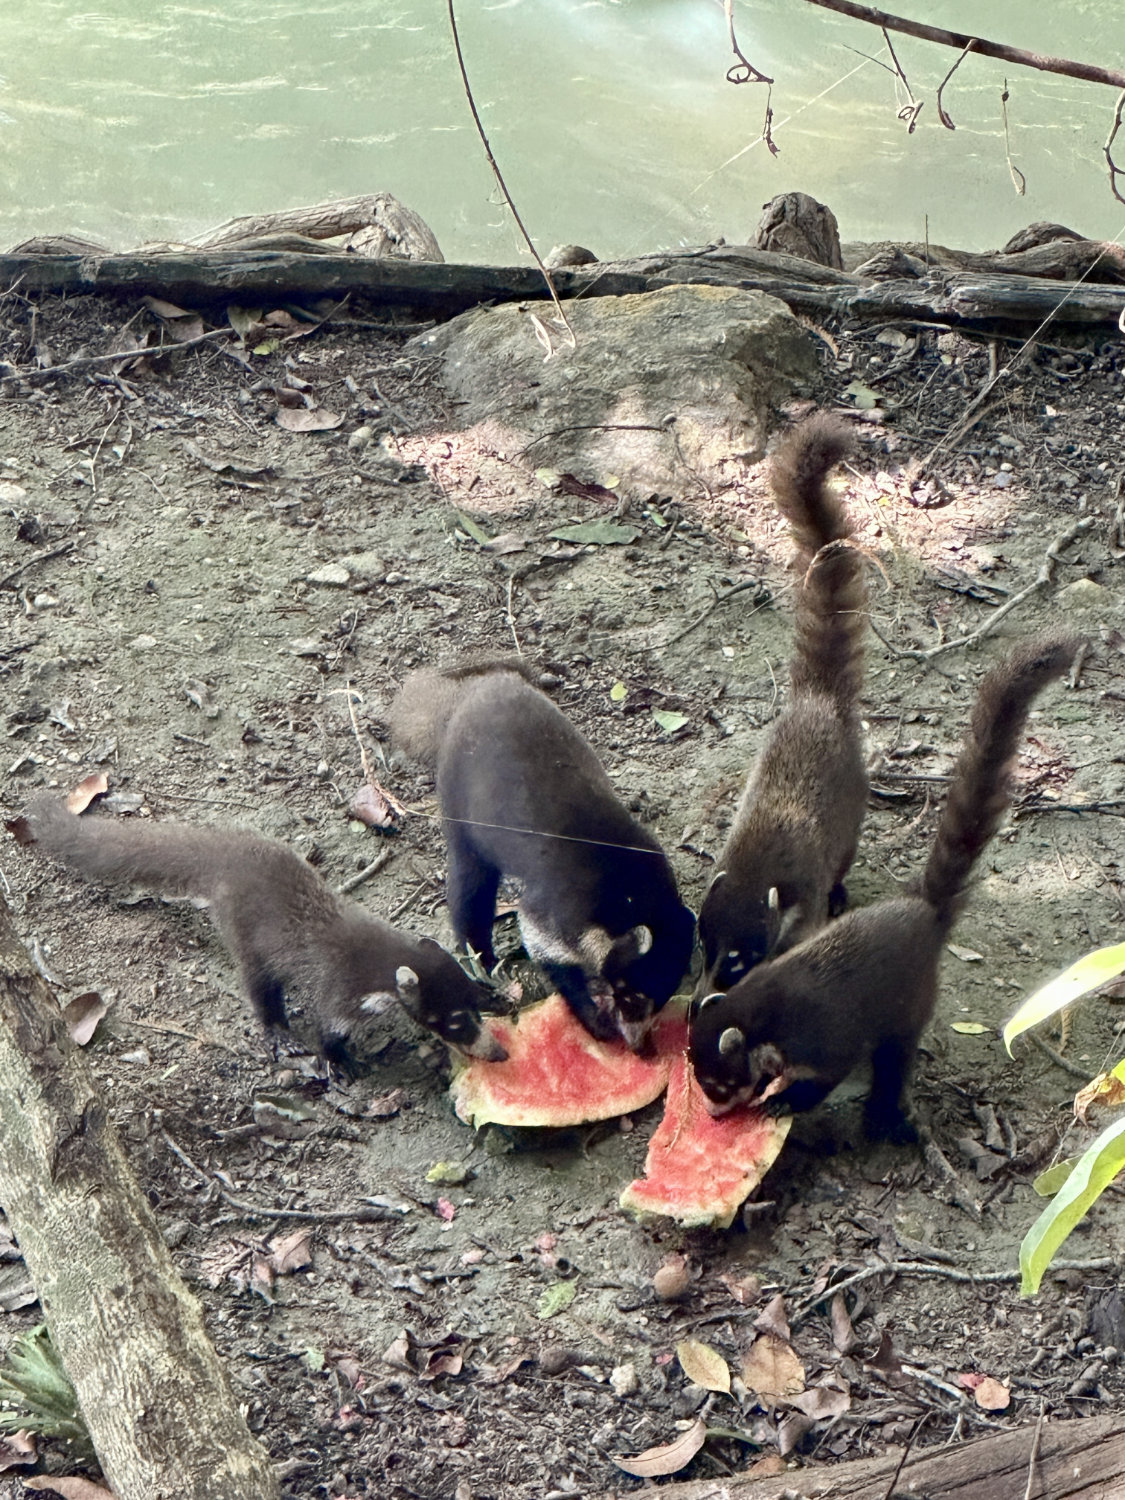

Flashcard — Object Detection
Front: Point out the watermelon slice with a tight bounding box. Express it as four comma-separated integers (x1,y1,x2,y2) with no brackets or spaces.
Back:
451,993,688,1129
620,1053,792,1229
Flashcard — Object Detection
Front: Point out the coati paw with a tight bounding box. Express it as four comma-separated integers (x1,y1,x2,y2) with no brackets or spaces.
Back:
864,1106,919,1147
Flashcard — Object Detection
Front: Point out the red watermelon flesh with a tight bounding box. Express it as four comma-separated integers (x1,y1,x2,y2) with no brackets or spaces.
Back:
620,1053,792,1229
451,993,688,1129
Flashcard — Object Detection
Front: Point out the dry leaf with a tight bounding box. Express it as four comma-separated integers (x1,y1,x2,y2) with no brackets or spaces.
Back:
250,1256,273,1298
25,1479,115,1499
754,1292,791,1342
66,772,109,814
721,1272,761,1306
0,1430,36,1472
865,1329,903,1377
740,1334,805,1400
382,1330,416,1371
777,1409,814,1456
268,1227,313,1275
653,1253,691,1301
5,815,35,847
365,1088,407,1119
421,1350,463,1381
1075,1070,1125,1123
435,1197,457,1222
959,1371,1011,1410
830,1291,858,1354
276,405,344,432
676,1338,731,1394
348,781,404,830
613,1416,707,1478
62,991,108,1046
745,1453,787,1478
789,1385,851,1420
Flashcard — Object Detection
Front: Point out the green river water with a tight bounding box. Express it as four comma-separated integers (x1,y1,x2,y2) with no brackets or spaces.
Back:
1,1,1122,262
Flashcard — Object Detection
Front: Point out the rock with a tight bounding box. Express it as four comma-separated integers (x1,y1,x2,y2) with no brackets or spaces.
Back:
348,425,374,451
1058,578,1109,612
609,1362,638,1397
753,192,844,269
411,283,816,498
128,634,157,651
340,550,386,581
545,244,598,269
306,563,350,587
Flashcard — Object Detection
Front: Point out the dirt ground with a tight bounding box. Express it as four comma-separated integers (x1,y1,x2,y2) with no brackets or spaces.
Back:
0,280,1123,1499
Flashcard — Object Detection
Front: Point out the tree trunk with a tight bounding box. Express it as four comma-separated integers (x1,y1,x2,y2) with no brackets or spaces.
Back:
0,898,279,1500
614,1410,1125,1500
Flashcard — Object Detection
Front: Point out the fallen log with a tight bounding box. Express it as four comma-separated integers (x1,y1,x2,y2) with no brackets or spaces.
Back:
0,244,1121,331
604,1410,1125,1500
0,895,279,1500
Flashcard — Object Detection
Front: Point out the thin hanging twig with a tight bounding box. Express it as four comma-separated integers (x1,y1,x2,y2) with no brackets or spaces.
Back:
881,27,923,132
445,0,575,350
935,37,976,129
723,0,777,154
1105,90,1125,206
1001,81,1027,194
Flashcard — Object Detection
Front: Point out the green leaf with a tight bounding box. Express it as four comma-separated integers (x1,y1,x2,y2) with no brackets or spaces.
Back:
845,379,880,410
426,1160,473,1185
1019,1113,1125,1295
456,511,492,545
652,709,689,734
548,522,640,545
1032,1157,1080,1197
537,1280,577,1319
951,1021,990,1036
252,337,281,355
610,680,627,702
304,1346,326,1373
1003,940,1125,1056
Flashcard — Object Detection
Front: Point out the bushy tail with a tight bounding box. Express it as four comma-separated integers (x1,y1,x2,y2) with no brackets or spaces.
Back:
25,794,227,898
920,632,1081,924
387,655,536,767
770,412,866,711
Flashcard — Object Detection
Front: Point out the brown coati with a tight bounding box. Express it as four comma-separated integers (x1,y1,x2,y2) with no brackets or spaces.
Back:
697,412,868,993
388,660,696,1051
23,795,507,1071
690,632,1081,1143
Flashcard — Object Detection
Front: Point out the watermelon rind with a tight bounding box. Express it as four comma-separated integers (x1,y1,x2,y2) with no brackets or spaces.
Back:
619,1054,792,1229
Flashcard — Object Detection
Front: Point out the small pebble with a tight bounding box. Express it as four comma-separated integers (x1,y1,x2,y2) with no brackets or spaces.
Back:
609,1362,638,1397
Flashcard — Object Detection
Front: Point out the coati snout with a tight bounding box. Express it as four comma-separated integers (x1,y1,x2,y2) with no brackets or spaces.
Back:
367,961,508,1062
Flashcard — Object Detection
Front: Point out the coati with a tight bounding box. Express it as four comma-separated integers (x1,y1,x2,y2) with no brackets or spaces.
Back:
697,412,868,992
23,795,507,1071
388,659,696,1051
690,632,1081,1143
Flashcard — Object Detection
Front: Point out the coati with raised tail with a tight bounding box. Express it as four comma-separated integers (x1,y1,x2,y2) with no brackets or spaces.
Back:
697,412,868,993
23,795,507,1071
389,659,696,1051
690,632,1081,1142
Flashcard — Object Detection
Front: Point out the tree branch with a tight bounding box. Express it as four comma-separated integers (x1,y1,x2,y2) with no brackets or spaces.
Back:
801,0,1125,90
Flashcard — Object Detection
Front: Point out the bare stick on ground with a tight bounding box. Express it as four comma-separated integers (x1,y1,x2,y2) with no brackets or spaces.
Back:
0,895,280,1500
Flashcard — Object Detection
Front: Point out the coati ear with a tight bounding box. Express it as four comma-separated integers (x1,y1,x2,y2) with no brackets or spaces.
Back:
394,966,422,1016
767,886,779,911
609,925,652,966
718,1025,747,1061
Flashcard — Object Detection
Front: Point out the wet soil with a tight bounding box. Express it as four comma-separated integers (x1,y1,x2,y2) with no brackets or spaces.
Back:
0,285,1123,1499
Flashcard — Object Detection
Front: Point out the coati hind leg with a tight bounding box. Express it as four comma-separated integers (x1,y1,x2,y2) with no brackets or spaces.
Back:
864,1033,920,1145
444,830,502,970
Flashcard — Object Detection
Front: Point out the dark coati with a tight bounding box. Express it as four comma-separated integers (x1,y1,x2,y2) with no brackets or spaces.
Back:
389,659,696,1051
690,632,1080,1142
697,412,868,993
23,795,507,1071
